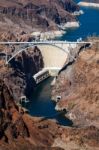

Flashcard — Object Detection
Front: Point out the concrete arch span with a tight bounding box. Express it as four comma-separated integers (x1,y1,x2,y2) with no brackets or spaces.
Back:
6,43,69,75
7,43,69,64
7,45,33,64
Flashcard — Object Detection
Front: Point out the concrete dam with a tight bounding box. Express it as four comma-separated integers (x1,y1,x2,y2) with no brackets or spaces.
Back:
33,41,92,82
37,44,68,74
0,41,91,83
32,43,78,83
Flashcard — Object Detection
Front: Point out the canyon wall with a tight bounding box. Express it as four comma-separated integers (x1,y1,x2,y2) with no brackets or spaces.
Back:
0,0,79,33
0,76,99,150
51,39,99,128
0,46,44,99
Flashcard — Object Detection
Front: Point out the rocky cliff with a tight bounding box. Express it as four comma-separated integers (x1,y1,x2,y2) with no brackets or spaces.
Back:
0,78,99,150
0,45,44,100
0,79,29,142
0,79,62,149
51,38,99,128
0,0,79,34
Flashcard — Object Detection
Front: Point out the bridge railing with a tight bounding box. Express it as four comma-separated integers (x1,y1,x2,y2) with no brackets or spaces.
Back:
0,41,93,64
0,40,93,44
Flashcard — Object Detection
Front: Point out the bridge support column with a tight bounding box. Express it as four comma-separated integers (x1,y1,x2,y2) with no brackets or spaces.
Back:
5,47,8,65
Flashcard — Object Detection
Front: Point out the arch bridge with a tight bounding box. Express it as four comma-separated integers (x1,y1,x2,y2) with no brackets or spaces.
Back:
0,40,92,75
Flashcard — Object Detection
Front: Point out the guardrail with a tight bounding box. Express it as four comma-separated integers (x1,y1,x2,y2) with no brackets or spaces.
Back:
0,41,93,45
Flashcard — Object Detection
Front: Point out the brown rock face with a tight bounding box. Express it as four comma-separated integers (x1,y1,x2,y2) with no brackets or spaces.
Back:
54,125,99,150
0,79,63,150
0,0,79,33
0,46,44,100
10,46,44,75
0,79,99,150
0,79,16,110
51,40,99,127
0,79,29,141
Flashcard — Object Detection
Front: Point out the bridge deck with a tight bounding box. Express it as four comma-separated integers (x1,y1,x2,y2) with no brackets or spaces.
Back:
0,41,92,45
0,41,93,65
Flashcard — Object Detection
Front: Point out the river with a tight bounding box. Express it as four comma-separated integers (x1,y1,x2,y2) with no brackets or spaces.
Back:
25,77,73,126
25,2,99,126
60,1,99,41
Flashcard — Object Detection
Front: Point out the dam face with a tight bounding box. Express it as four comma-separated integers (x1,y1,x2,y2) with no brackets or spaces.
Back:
37,44,69,75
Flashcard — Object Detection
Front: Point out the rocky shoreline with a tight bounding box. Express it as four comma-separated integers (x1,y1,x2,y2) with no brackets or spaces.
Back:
0,74,99,150
0,27,99,150
51,38,99,128
78,1,99,8
0,0,82,41
31,21,80,40
0,0,99,149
